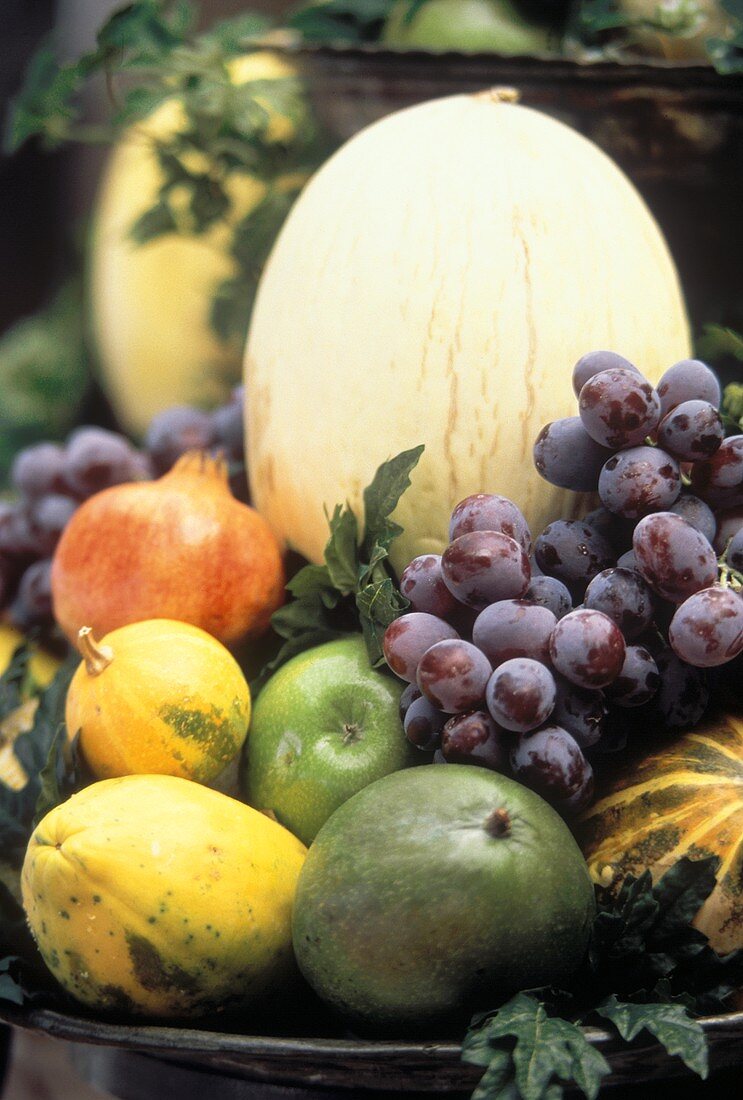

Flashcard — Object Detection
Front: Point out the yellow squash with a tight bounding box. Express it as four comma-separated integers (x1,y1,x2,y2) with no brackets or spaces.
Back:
90,52,309,435
245,89,690,573
65,619,250,783
22,775,307,1017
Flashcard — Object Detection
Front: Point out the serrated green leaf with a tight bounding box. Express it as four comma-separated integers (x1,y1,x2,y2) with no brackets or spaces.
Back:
356,578,408,667
469,1050,515,1100
361,444,424,560
596,996,708,1078
324,505,360,595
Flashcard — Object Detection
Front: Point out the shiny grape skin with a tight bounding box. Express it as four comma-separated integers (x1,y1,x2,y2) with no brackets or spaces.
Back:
670,495,717,545
485,658,557,733
616,549,638,572
578,368,660,449
572,350,641,397
63,427,143,498
398,683,422,724
632,512,718,604
715,508,743,554
441,531,531,610
416,638,493,714
533,417,614,492
598,446,681,520
607,645,660,707
441,710,509,770
668,587,743,668
382,613,459,683
403,695,447,751
399,554,460,619
510,724,592,804
10,443,67,498
690,435,743,496
728,529,743,572
583,568,655,641
145,406,216,475
472,600,557,667
651,648,710,730
534,520,615,591
657,400,724,462
549,608,626,689
523,575,573,619
551,676,606,748
656,359,721,416
449,494,532,555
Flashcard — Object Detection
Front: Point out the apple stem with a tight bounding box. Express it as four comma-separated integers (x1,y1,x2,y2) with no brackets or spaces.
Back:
484,808,512,839
341,722,363,745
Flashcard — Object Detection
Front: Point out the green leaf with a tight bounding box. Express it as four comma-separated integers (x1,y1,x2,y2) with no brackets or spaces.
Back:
596,996,708,1078
361,444,424,560
0,970,24,1006
464,993,610,1100
696,324,743,363
722,382,743,428
199,13,272,53
4,39,88,151
188,177,230,232
652,856,719,938
356,578,408,667
288,0,394,43
0,646,31,718
324,505,360,595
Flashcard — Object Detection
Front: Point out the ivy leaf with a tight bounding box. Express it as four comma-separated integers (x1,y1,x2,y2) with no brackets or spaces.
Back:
356,579,409,667
696,324,743,363
596,996,708,1078
463,993,610,1100
652,856,719,939
3,40,89,151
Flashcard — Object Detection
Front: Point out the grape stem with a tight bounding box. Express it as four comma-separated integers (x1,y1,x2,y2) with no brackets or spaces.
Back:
717,541,743,591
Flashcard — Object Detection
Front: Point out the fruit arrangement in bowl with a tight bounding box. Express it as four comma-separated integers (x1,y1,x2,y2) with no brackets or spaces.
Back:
2,31,743,1094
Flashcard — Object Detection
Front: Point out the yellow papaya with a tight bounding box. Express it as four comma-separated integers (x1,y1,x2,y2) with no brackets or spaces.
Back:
22,775,307,1017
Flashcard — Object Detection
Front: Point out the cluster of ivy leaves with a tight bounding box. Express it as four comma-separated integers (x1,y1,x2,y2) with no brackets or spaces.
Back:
6,0,330,350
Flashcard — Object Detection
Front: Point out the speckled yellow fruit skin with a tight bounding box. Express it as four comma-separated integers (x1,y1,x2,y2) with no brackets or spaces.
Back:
65,619,250,782
21,775,307,1017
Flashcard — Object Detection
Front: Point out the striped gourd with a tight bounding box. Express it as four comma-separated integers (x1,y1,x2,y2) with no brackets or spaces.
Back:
578,704,743,953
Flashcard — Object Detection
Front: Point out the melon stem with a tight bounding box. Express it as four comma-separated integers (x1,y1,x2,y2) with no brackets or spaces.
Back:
78,627,114,677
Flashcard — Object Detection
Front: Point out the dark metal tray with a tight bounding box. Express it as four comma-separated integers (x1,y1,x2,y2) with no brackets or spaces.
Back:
2,1002,742,1093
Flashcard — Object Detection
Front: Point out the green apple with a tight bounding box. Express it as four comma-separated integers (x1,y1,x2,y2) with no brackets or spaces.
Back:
382,0,552,55
240,635,416,845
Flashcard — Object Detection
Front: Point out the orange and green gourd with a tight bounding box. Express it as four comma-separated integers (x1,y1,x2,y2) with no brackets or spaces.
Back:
65,619,250,783
578,702,743,953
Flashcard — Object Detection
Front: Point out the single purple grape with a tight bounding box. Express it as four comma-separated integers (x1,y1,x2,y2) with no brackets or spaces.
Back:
572,350,641,397
441,531,530,609
416,638,492,713
399,554,460,619
579,368,660,449
145,407,216,475
656,359,721,416
549,608,626,689
669,494,717,545
632,512,718,603
403,695,447,751
599,446,681,519
533,417,613,492
382,613,459,683
64,428,142,498
510,724,593,809
551,676,606,748
669,587,743,668
690,435,743,496
441,710,509,770
534,520,614,592
399,683,422,724
485,658,556,733
449,494,532,554
584,567,655,640
607,645,660,707
523,575,572,619
10,443,67,498
715,507,743,554
657,400,724,463
473,599,556,667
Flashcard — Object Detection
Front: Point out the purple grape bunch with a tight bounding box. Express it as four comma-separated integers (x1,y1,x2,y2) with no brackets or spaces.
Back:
0,387,247,633
384,354,743,818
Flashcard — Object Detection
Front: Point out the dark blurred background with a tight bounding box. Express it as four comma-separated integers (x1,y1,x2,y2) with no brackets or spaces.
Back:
0,0,293,339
